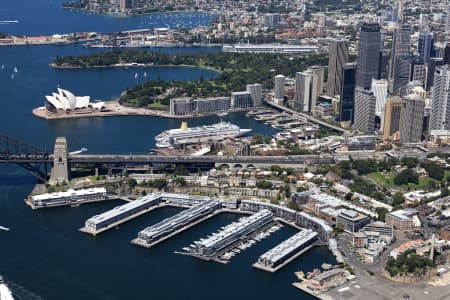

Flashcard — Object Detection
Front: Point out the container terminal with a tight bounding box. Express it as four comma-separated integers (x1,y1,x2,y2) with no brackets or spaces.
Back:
26,187,109,209
131,199,221,248
183,209,274,262
253,229,318,273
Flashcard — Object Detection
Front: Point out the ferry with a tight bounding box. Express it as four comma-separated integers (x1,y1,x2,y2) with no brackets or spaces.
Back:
155,121,252,148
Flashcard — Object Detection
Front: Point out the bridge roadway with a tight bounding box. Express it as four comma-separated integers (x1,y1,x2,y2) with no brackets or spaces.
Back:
264,100,351,134
67,154,333,165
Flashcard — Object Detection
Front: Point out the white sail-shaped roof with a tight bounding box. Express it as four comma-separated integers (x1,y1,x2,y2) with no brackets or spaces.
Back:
45,88,102,112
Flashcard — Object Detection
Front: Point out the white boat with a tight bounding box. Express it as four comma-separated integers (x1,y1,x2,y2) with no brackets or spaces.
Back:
143,72,147,77
11,74,14,80
13,66,18,73
1,64,4,70
0,226,10,231
217,111,228,117
134,72,138,79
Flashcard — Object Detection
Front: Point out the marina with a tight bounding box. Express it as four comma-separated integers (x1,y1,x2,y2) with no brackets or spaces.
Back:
180,209,274,262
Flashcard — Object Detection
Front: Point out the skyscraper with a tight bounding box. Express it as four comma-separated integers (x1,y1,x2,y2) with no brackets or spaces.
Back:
426,57,444,91
400,94,425,143
295,71,313,112
392,54,412,94
327,39,349,97
371,79,388,117
246,83,263,107
353,87,376,132
383,97,402,140
274,75,285,101
418,31,433,64
308,66,325,114
430,65,450,131
356,23,382,90
339,63,357,123
409,58,427,87
390,23,411,90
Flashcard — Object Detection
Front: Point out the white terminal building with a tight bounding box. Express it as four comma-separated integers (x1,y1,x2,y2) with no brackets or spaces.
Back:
193,209,273,257
45,88,104,113
257,229,318,269
30,187,107,208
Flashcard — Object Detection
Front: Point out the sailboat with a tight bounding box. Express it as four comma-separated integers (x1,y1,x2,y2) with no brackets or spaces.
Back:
143,72,147,77
13,66,18,73
1,64,4,70
134,72,138,79
11,74,14,80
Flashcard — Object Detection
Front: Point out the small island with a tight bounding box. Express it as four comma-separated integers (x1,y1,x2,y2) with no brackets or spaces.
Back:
52,50,328,112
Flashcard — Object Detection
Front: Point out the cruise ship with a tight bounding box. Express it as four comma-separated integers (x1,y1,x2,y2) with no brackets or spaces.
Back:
155,121,252,148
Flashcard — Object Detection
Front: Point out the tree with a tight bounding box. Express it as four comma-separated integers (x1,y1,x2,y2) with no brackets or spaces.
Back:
344,192,353,201
392,192,405,207
401,157,419,168
256,180,273,189
175,177,187,186
394,169,419,185
376,207,388,222
128,178,138,189
424,162,444,181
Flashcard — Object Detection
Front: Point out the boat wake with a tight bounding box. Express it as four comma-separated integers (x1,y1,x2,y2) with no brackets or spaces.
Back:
0,284,14,300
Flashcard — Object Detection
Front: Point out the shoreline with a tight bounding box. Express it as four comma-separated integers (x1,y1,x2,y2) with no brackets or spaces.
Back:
32,100,251,120
50,63,222,73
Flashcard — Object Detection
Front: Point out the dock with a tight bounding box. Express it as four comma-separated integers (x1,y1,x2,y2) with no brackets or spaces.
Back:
252,229,318,273
131,199,221,248
79,203,167,236
253,245,314,273
292,282,333,300
131,209,223,248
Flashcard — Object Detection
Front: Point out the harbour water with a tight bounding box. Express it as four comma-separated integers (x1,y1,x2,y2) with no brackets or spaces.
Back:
0,2,336,299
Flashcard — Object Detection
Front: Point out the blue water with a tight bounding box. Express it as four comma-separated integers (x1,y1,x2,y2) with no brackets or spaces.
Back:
0,0,215,35
0,3,335,300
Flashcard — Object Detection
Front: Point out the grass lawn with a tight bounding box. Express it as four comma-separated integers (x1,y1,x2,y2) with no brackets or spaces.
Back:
368,171,439,189
147,102,168,110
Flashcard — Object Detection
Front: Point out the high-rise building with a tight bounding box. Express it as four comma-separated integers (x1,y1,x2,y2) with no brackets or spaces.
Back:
274,75,285,101
120,0,134,10
378,50,389,80
356,23,382,90
392,0,404,23
430,65,450,131
383,97,402,140
339,63,357,123
264,13,281,28
400,94,425,143
409,58,427,87
392,54,412,95
246,83,263,107
390,23,411,86
418,31,433,64
231,91,253,109
308,66,325,114
353,87,376,132
371,79,388,117
426,58,444,91
295,71,313,112
327,39,349,97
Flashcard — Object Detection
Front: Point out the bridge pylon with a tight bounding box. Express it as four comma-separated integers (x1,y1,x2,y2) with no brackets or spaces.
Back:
49,137,70,185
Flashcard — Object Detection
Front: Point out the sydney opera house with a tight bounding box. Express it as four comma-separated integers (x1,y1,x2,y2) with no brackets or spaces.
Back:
45,88,104,113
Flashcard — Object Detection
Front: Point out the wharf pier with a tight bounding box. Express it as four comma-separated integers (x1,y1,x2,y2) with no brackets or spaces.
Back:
253,244,314,273
252,229,318,273
26,187,110,210
131,209,223,248
79,203,168,236
131,199,221,248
